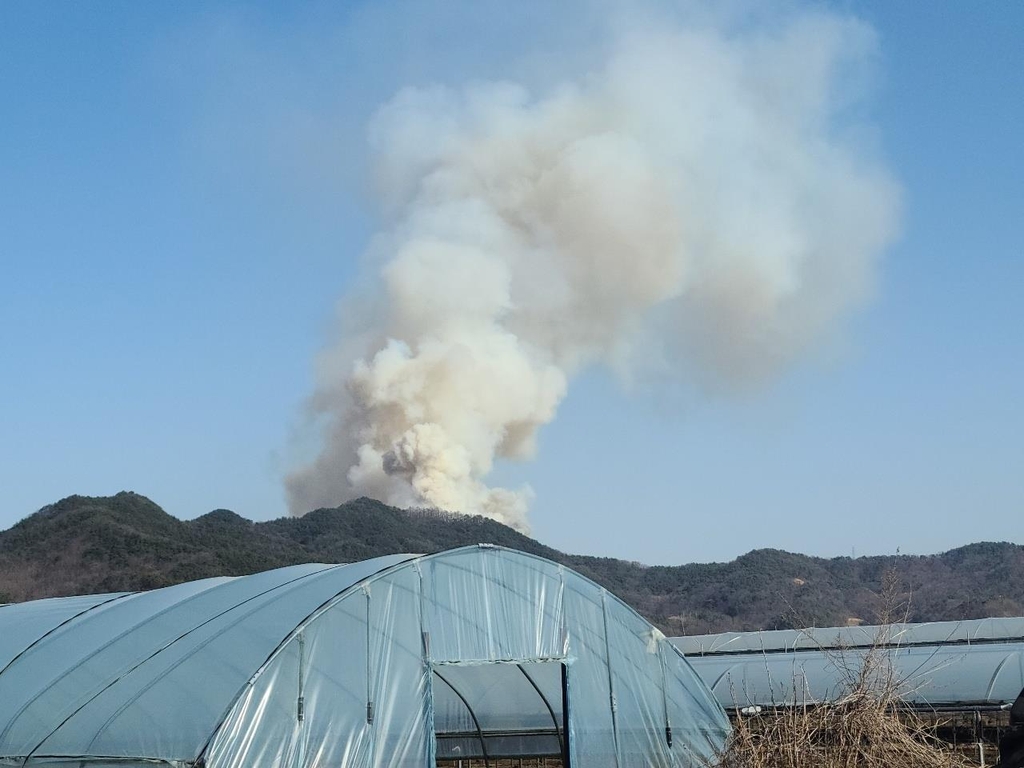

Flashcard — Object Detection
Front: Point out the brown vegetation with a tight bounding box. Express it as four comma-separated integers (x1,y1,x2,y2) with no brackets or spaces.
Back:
715,574,974,768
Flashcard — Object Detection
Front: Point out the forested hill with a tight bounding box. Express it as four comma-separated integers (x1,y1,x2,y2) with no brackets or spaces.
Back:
2,492,1022,635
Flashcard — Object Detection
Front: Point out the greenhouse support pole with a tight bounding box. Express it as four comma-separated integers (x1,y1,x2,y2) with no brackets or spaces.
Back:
658,643,673,749
601,590,622,768
561,662,572,768
433,669,491,768
364,584,375,767
295,631,306,767
518,664,564,757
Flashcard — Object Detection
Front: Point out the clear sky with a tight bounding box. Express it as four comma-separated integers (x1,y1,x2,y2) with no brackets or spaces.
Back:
1,1,1021,565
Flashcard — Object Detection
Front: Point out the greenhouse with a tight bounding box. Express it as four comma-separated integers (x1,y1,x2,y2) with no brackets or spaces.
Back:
672,618,1024,710
0,545,729,767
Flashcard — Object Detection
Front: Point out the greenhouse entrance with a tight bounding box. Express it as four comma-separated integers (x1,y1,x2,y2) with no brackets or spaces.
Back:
433,660,568,767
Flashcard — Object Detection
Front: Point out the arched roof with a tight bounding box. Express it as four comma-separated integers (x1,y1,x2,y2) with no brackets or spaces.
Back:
672,617,1024,656
0,556,414,763
680,643,1024,710
672,621,1024,710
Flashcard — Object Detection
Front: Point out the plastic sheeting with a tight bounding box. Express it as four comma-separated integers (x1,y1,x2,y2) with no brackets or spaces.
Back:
0,546,729,766
681,640,1024,710
672,617,1024,656
0,593,129,673
673,621,1024,710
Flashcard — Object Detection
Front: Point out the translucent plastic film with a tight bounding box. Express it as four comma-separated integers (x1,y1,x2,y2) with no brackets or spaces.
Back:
204,547,728,768
207,566,433,768
664,647,733,765
205,596,372,768
563,575,619,765
689,642,1024,710
367,567,431,768
420,547,565,663
606,602,674,766
0,593,129,671
1,546,729,766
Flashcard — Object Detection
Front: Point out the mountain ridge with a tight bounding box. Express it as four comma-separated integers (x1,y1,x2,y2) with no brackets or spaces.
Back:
1,491,1021,635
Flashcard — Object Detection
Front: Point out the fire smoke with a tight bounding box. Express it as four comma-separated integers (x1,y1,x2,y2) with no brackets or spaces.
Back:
286,9,901,530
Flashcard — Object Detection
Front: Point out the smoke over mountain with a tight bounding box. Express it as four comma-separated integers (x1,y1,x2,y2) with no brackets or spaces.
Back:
286,9,901,530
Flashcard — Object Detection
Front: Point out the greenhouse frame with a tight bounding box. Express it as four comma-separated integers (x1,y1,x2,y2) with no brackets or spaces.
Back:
0,545,729,767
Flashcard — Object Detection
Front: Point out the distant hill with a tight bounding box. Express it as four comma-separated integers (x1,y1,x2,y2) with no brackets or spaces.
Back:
1,492,1022,635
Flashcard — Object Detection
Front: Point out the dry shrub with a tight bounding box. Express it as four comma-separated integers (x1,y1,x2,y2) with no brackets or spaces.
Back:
715,572,972,768
716,686,971,768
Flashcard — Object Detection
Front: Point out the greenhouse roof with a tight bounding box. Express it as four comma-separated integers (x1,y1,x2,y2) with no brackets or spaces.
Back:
0,556,414,764
672,617,1024,656
671,619,1024,710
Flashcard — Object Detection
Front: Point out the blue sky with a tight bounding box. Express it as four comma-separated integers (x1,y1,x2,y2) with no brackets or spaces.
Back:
1,1,1021,564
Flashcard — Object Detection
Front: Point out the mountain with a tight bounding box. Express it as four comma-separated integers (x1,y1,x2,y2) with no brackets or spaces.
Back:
1,492,1022,635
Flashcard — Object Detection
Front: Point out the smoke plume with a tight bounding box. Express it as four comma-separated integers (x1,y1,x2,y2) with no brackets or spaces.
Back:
286,9,900,530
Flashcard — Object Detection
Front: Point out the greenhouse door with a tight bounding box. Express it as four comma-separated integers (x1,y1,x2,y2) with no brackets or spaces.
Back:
432,661,569,767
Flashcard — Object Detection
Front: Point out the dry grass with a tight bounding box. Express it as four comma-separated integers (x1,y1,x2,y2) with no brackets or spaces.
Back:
716,689,971,768
715,572,974,768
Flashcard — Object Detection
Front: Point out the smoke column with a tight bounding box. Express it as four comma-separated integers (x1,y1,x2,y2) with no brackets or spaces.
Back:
286,9,900,530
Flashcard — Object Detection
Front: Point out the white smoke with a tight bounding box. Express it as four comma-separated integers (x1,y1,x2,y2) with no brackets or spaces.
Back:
286,9,901,531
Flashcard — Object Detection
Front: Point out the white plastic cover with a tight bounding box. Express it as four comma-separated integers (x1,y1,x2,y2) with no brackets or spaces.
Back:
684,641,1024,709
0,546,729,766
672,617,1024,656
674,619,1024,710
0,593,129,673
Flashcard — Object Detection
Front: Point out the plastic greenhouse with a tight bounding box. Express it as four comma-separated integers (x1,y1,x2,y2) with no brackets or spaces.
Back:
0,545,729,767
673,619,1024,711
